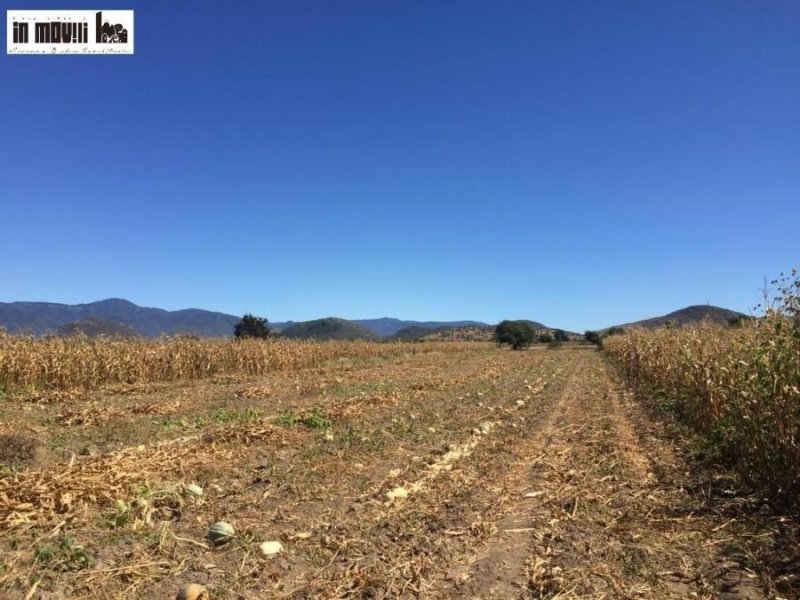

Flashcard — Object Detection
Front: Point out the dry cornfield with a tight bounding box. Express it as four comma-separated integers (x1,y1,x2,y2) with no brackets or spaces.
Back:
605,281,800,506
0,338,798,598
0,335,477,392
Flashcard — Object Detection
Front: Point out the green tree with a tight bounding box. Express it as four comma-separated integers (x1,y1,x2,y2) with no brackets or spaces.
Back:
553,329,569,342
495,320,536,350
538,331,554,344
234,314,270,339
584,330,601,346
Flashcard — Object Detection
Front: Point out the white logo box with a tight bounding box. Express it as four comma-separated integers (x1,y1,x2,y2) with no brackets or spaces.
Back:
7,10,134,55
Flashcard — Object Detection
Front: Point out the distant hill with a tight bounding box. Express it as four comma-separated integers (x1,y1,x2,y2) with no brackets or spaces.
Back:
609,305,747,331
267,321,293,334
352,318,490,337
55,317,140,338
419,325,496,342
391,324,496,341
390,326,439,340
518,319,548,330
271,317,491,337
279,318,380,341
0,298,239,337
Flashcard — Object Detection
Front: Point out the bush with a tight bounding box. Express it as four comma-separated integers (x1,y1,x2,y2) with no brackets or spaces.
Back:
553,329,569,342
538,331,554,344
495,320,536,350
234,314,270,339
584,330,601,346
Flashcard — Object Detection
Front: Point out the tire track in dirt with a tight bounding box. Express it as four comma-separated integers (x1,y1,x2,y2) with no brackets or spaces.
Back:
436,350,772,599
537,359,769,599
433,349,588,598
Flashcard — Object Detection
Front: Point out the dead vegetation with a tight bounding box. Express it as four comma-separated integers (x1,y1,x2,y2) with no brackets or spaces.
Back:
605,273,800,506
0,344,797,599
0,334,480,391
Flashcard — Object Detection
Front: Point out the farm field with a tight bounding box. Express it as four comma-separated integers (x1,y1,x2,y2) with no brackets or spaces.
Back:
1,345,798,599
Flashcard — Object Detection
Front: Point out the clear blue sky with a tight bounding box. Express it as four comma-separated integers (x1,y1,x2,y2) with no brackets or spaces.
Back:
1,1,798,331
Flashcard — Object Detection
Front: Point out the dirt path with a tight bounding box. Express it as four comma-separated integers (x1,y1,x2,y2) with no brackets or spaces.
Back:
434,350,775,599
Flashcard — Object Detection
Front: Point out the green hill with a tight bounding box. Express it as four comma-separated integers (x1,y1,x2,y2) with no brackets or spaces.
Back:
279,318,380,341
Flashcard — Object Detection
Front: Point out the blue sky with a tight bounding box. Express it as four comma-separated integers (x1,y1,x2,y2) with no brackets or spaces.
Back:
1,1,798,331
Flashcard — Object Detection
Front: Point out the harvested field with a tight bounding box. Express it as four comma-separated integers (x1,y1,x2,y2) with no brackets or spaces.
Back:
0,345,798,599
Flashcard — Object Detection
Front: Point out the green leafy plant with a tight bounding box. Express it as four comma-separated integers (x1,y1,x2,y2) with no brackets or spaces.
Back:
160,416,189,430
272,410,299,426
302,409,332,430
272,408,332,430
34,535,90,571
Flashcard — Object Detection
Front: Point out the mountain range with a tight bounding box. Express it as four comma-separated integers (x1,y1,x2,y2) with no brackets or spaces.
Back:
0,298,745,340
267,317,489,336
0,299,239,337
0,299,491,339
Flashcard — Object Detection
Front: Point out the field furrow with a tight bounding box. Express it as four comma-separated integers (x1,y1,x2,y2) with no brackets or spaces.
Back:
1,345,797,599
